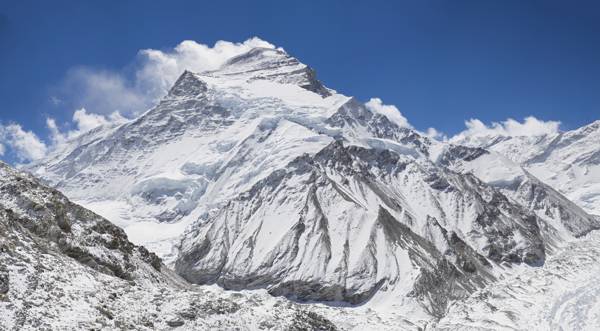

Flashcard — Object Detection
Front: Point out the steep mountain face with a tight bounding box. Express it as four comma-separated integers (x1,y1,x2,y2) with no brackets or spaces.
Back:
211,47,331,97
175,140,555,313
330,104,600,241
0,161,345,330
453,121,600,216
436,144,599,242
30,48,349,261
27,46,599,323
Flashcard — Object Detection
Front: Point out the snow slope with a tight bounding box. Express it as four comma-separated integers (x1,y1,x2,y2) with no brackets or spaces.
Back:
29,49,349,261
437,144,599,243
453,120,600,216
436,230,600,330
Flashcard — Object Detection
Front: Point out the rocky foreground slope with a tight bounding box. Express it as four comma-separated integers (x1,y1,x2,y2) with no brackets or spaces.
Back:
0,161,344,330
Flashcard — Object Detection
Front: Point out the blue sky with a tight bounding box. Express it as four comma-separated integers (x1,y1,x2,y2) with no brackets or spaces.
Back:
0,0,599,163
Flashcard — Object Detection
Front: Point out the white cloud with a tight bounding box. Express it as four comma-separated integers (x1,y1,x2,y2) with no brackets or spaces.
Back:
451,116,561,142
47,108,127,146
364,97,450,140
60,68,149,116
0,124,48,162
135,37,276,102
424,127,447,141
46,118,62,146
49,96,62,105
56,37,276,116
2,38,275,164
365,98,412,128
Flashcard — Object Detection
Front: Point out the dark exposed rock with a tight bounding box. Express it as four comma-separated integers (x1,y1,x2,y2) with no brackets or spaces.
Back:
175,238,215,284
288,311,337,331
437,144,489,167
0,162,162,284
167,70,208,98
138,246,162,271
299,66,331,97
91,219,134,254
267,280,381,305
0,264,8,299
54,205,71,233
97,305,114,320
448,232,491,272
166,318,185,327
196,298,241,315
409,259,465,318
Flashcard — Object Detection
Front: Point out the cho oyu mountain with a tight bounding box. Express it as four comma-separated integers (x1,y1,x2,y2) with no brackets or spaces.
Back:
27,45,599,322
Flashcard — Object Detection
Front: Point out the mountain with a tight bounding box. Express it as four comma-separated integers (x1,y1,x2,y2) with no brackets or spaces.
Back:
452,120,600,216
29,48,349,262
436,143,599,243
0,160,349,330
26,46,600,325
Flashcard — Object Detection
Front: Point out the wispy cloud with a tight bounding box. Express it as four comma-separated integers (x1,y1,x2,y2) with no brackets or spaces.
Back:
47,108,127,146
365,97,447,141
54,37,276,117
0,108,128,163
1,37,276,163
450,116,561,143
135,37,275,105
58,68,148,116
0,123,48,162
365,97,411,128
423,127,447,141
0,37,565,165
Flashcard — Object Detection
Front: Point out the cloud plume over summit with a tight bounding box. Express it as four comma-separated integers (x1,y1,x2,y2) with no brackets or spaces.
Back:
55,37,276,117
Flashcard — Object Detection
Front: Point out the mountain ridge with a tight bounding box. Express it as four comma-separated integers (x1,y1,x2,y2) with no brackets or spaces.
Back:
453,118,600,216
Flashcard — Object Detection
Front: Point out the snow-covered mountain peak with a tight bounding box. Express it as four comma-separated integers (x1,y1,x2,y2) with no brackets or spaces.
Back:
579,119,600,131
221,46,289,67
166,70,208,98
199,46,331,97
558,119,600,148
